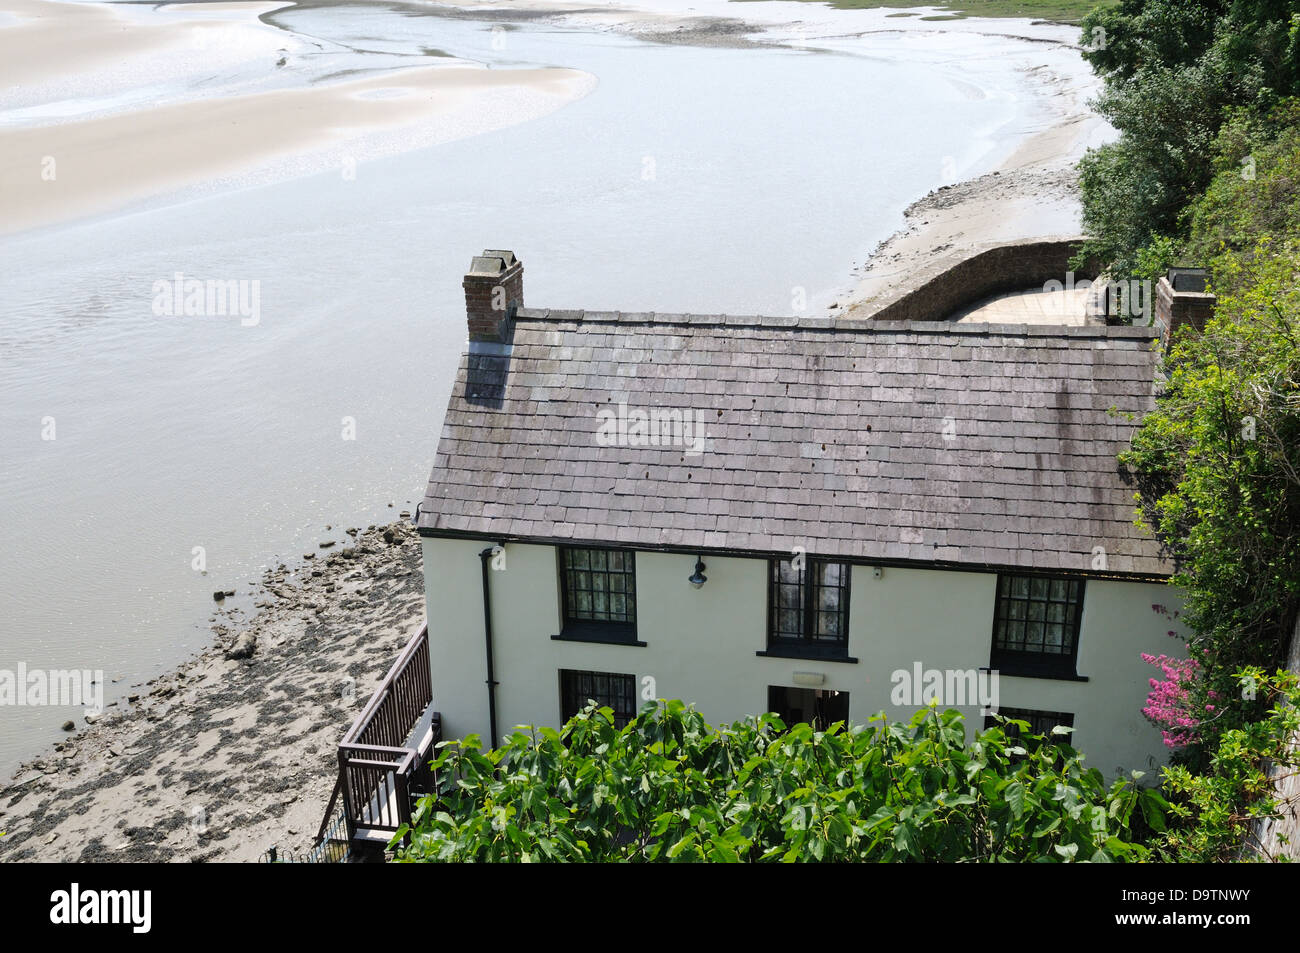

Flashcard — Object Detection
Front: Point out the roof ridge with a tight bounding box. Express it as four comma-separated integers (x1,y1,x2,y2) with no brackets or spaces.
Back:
511,307,1159,339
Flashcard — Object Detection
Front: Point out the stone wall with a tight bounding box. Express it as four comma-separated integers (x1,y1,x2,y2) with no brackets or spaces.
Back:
1247,614,1300,860
858,236,1099,323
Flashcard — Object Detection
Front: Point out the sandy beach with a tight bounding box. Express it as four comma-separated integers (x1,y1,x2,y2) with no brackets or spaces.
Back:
837,76,1108,315
0,522,425,862
0,62,594,234
0,0,596,234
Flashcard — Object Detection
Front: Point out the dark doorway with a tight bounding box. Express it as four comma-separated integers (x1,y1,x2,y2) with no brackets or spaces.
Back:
767,685,850,730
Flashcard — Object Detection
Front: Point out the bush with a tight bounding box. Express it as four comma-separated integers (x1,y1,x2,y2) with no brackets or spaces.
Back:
1119,247,1300,747
393,700,1163,862
1158,668,1300,861
1075,1,1300,276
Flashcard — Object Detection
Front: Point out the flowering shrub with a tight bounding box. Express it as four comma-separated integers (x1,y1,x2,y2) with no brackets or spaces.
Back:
1141,653,1208,749
1159,669,1300,862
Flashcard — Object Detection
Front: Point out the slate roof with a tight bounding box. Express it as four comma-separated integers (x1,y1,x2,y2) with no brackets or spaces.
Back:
419,310,1171,578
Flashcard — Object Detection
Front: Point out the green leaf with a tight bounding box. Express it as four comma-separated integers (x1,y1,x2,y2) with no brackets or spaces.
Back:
1005,780,1025,820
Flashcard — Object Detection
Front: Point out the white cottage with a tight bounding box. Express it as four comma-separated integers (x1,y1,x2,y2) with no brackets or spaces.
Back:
415,250,1189,779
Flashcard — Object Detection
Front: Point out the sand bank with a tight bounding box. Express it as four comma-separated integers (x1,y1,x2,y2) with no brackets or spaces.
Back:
0,63,594,234
837,67,1110,315
0,0,595,234
0,0,250,86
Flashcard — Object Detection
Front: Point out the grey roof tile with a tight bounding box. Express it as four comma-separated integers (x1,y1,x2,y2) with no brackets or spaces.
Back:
419,312,1169,576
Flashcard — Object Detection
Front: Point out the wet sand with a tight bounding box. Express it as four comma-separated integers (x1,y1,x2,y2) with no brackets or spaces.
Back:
0,63,594,234
0,0,595,234
0,522,425,862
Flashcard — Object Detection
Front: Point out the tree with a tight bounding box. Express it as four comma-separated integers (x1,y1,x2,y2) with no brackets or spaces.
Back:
1119,245,1300,745
1075,0,1300,276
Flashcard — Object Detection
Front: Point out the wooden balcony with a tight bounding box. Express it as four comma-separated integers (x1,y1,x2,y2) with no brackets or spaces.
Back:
314,622,440,860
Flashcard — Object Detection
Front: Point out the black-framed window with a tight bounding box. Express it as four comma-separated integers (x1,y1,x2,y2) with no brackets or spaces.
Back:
558,547,637,641
560,669,636,728
767,686,850,731
984,707,1075,763
989,574,1084,678
767,557,850,657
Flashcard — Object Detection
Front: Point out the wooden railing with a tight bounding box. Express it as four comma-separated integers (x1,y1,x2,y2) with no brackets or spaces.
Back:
336,623,440,849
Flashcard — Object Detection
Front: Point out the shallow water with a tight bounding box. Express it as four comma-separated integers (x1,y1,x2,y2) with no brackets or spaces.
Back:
0,2,1076,772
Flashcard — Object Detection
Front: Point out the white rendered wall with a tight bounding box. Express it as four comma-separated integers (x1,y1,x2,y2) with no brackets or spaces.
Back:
422,537,1187,778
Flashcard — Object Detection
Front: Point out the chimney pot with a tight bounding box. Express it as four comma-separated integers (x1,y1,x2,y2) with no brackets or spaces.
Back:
1154,268,1215,350
464,249,523,343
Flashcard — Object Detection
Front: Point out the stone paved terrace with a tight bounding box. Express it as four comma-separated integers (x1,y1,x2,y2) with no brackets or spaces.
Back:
952,286,1103,326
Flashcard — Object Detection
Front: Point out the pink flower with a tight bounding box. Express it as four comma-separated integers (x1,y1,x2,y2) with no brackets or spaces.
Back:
1139,653,1202,750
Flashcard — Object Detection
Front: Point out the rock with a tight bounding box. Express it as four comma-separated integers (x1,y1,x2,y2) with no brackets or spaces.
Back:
319,541,335,549
224,632,257,660
61,721,74,732
399,511,410,518
127,694,140,703
84,712,99,724
108,744,124,758
225,590,235,597
303,553,315,560
213,591,226,601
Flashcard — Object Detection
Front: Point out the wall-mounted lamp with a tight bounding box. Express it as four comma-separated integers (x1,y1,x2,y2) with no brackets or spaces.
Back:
688,557,708,589
872,566,883,579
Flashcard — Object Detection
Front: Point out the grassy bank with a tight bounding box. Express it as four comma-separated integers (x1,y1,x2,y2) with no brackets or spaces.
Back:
730,0,1115,25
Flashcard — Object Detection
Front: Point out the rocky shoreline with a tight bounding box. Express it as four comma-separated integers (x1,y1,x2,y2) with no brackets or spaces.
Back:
0,521,424,863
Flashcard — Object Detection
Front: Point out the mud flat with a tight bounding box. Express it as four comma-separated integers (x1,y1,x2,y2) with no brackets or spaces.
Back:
0,521,424,863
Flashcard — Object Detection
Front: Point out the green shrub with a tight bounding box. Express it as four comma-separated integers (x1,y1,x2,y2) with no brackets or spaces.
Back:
1158,669,1300,861
393,700,1162,862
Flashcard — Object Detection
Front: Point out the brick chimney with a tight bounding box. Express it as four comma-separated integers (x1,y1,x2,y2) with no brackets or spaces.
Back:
1154,267,1215,348
463,250,523,343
